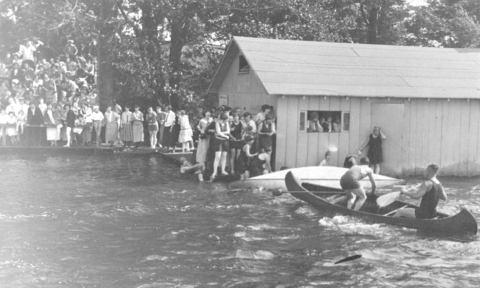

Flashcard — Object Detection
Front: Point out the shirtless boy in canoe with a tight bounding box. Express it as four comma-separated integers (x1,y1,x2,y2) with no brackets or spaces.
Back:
340,157,377,211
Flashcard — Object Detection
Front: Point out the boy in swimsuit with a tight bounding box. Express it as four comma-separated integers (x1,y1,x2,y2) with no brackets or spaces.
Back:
394,163,447,218
340,157,376,210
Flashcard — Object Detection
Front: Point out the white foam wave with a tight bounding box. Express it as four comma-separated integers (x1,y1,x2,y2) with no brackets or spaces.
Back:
295,206,317,217
318,216,400,235
142,255,169,262
234,250,275,260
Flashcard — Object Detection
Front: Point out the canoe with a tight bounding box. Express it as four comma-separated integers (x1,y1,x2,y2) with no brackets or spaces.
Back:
228,166,405,191
285,171,478,235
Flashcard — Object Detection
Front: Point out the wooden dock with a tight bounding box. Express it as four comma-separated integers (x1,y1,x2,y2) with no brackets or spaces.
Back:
0,145,164,156
0,146,196,162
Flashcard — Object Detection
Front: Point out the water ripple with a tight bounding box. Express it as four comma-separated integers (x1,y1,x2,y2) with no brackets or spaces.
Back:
1,154,480,287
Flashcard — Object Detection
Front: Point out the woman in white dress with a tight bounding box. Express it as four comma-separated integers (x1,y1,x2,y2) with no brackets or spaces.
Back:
6,111,18,145
53,104,63,145
132,105,144,149
104,106,120,146
44,103,57,146
16,110,26,137
178,110,193,152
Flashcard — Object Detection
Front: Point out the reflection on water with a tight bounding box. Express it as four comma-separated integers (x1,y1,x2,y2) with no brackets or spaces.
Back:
0,153,479,287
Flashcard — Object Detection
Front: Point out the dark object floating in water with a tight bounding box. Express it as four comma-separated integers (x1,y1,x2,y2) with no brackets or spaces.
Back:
284,171,478,235
334,254,362,264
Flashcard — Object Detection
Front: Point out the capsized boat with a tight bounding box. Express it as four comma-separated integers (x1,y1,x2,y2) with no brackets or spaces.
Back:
228,166,405,191
285,171,478,235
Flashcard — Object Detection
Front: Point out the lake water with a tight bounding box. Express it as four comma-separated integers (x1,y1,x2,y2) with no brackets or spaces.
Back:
0,153,479,287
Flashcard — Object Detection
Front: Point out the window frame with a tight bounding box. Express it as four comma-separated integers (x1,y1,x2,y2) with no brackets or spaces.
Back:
301,110,350,133
238,55,250,74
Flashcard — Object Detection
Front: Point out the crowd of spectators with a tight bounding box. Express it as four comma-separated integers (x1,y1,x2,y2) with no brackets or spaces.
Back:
0,38,98,146
0,38,277,180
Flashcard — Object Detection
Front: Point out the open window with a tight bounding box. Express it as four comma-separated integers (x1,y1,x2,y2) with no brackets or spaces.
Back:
238,55,250,74
303,110,349,133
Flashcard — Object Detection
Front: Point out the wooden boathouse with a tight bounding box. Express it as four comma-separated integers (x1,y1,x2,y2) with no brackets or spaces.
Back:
207,37,480,176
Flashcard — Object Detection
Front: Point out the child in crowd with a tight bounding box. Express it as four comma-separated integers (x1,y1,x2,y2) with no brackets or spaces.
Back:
319,151,332,166
180,157,204,182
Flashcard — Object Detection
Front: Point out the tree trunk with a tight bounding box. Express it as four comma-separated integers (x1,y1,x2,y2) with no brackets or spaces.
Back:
97,0,116,109
366,7,379,44
169,19,186,111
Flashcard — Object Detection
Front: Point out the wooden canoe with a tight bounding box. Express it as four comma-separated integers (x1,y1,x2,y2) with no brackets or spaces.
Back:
285,171,478,235
228,166,405,191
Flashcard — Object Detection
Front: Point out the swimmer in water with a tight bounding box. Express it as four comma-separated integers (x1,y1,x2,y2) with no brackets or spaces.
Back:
179,157,204,182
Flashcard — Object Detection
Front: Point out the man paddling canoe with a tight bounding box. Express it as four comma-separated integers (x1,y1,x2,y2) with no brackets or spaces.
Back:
340,157,377,210
394,163,447,219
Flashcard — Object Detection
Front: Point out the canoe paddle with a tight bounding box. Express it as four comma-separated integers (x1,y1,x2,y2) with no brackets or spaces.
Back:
376,184,420,207
376,191,401,208
334,254,362,264
271,189,344,197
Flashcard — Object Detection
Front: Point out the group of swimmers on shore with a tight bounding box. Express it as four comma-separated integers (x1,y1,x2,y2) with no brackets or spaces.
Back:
179,104,276,182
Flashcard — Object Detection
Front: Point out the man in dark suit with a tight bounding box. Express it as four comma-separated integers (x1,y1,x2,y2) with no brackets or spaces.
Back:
26,102,45,146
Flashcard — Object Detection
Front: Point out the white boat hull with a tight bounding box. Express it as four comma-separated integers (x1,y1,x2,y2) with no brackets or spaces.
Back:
228,166,404,191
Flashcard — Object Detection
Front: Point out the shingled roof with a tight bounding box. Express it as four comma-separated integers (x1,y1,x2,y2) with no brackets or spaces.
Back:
207,36,480,99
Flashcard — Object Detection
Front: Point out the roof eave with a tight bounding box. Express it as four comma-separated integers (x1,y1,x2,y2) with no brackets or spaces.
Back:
206,39,236,95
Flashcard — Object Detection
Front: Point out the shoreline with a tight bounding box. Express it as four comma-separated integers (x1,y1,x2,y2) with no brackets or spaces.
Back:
0,145,195,162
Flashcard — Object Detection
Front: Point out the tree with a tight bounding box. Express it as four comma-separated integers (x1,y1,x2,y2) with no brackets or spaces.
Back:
322,0,411,45
406,0,480,48
7,0,466,112
97,0,117,108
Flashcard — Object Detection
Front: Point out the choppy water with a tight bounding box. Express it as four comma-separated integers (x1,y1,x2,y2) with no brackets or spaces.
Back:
0,153,479,287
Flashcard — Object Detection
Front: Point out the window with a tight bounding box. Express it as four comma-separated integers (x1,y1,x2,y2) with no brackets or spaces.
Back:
238,55,250,74
303,110,349,133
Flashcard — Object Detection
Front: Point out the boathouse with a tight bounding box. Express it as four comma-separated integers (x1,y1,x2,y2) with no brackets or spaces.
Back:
207,37,480,176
